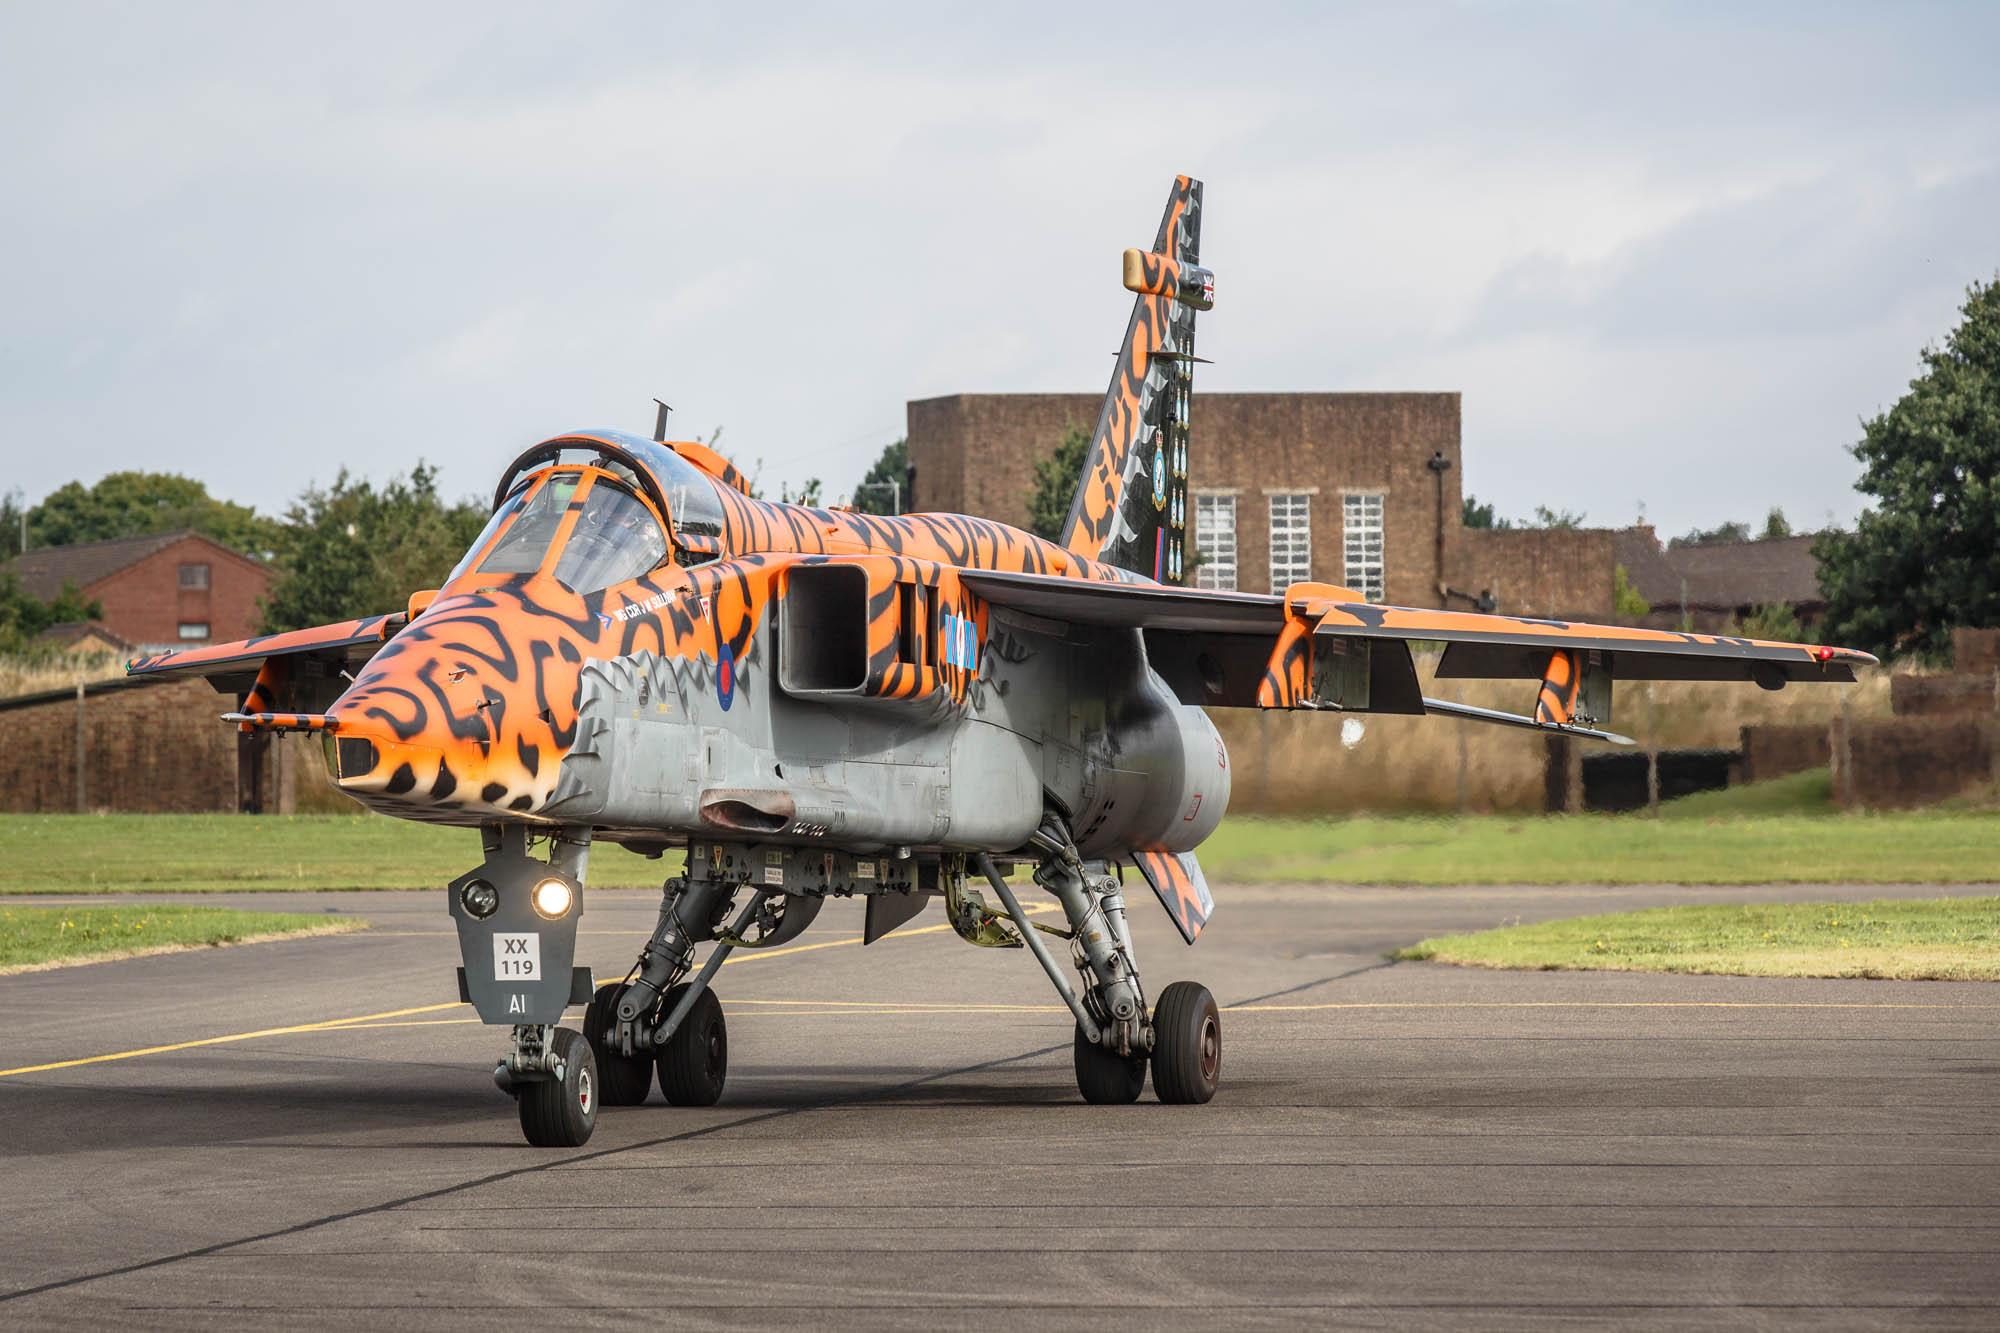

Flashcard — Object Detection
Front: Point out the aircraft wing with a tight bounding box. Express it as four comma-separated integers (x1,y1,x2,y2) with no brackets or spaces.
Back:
125,614,406,715
960,569,1874,720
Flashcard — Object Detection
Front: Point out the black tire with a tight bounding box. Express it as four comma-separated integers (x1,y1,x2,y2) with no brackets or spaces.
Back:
583,983,654,1107
1073,1023,1148,1104
518,1027,598,1147
657,984,727,1107
1150,981,1221,1105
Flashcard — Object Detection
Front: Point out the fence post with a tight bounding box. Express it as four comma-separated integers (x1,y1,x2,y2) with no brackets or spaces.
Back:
74,681,86,814
1645,682,1659,816
1455,687,1469,816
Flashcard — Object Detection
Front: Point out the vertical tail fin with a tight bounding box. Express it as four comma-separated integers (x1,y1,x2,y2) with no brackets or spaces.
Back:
1059,175,1211,583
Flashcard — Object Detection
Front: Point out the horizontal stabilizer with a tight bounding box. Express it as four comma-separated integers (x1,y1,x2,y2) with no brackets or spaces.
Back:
1423,696,1633,745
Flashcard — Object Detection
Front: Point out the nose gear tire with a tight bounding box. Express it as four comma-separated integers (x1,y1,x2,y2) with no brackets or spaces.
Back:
657,984,728,1107
518,1027,599,1147
1073,1023,1148,1103
1150,981,1221,1104
584,982,656,1106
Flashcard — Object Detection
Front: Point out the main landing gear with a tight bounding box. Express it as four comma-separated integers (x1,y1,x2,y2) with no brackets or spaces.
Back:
976,814,1221,1106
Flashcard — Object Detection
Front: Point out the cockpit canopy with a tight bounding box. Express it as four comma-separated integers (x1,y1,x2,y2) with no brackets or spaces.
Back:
444,431,732,594
468,470,669,591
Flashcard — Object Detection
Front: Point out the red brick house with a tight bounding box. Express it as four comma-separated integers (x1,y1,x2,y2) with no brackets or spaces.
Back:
5,531,273,653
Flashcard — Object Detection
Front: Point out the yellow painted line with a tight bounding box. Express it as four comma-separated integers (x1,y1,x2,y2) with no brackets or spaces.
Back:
1224,1001,2000,1011
728,998,1064,1011
0,903,1060,1077
0,1001,464,1077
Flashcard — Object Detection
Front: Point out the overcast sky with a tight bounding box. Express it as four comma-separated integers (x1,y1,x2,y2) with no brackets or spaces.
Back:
3,2,1994,540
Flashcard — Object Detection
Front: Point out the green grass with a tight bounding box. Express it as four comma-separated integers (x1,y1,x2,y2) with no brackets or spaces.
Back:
1655,768,1835,819
0,903,364,972
1394,895,2000,980
4,800,1999,894
0,813,686,894
1195,808,2000,884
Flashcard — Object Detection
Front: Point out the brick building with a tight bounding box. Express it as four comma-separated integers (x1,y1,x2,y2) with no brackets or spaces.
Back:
908,391,1633,619
4,530,272,653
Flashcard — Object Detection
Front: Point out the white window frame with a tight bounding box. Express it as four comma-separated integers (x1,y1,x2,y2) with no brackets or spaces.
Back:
1343,491,1385,603
1193,493,1237,591
177,622,210,640
1268,492,1312,591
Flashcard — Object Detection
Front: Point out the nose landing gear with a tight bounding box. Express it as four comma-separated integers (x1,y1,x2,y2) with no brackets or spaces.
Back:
511,1026,599,1147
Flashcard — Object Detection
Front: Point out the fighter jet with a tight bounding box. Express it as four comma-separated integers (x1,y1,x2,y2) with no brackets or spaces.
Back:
129,177,1874,1146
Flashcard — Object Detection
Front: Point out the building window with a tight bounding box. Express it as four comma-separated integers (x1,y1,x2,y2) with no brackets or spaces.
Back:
1193,494,1236,591
179,563,210,590
177,622,210,640
1268,493,1312,590
1343,492,1385,602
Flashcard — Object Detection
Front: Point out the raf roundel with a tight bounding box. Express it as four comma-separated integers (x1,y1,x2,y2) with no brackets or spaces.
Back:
716,640,736,711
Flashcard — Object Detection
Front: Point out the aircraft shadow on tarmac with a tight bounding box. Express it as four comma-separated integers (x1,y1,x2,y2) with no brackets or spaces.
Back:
1,1071,501,1156
1,1052,1298,1156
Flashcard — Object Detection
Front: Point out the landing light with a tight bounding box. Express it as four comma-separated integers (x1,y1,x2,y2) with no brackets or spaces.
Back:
532,878,575,919
460,879,499,919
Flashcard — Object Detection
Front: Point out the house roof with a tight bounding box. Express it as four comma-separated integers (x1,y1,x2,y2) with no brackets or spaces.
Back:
1611,527,1682,607
33,620,135,652
2,530,262,601
1613,531,1826,611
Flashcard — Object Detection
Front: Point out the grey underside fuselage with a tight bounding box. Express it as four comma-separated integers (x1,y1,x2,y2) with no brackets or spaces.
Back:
540,605,1229,873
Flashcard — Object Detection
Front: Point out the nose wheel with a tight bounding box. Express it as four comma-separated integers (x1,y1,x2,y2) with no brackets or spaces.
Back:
517,1027,599,1147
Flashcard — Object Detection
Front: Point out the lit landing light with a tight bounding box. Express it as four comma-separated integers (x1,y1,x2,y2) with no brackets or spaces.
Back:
532,878,575,920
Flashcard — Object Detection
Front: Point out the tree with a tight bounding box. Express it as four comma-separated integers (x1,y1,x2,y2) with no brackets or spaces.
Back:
0,489,25,557
1527,504,1586,530
850,438,908,515
26,471,277,557
1461,495,1513,530
260,464,487,632
1670,519,1752,549
1026,425,1091,542
1734,602,1804,642
779,478,823,506
1816,277,2000,660
1612,564,1650,618
0,574,102,654
1761,507,1792,540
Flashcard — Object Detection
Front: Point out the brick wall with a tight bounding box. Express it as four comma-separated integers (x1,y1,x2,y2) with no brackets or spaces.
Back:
1454,528,1617,621
87,535,272,648
908,392,1463,603
1953,628,2000,676
1891,673,1996,717
1834,717,1997,809
0,678,293,813
1740,724,1831,783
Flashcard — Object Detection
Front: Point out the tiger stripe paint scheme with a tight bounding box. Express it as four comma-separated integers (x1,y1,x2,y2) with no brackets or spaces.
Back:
1061,175,1202,582
134,428,1139,826
1133,850,1215,945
